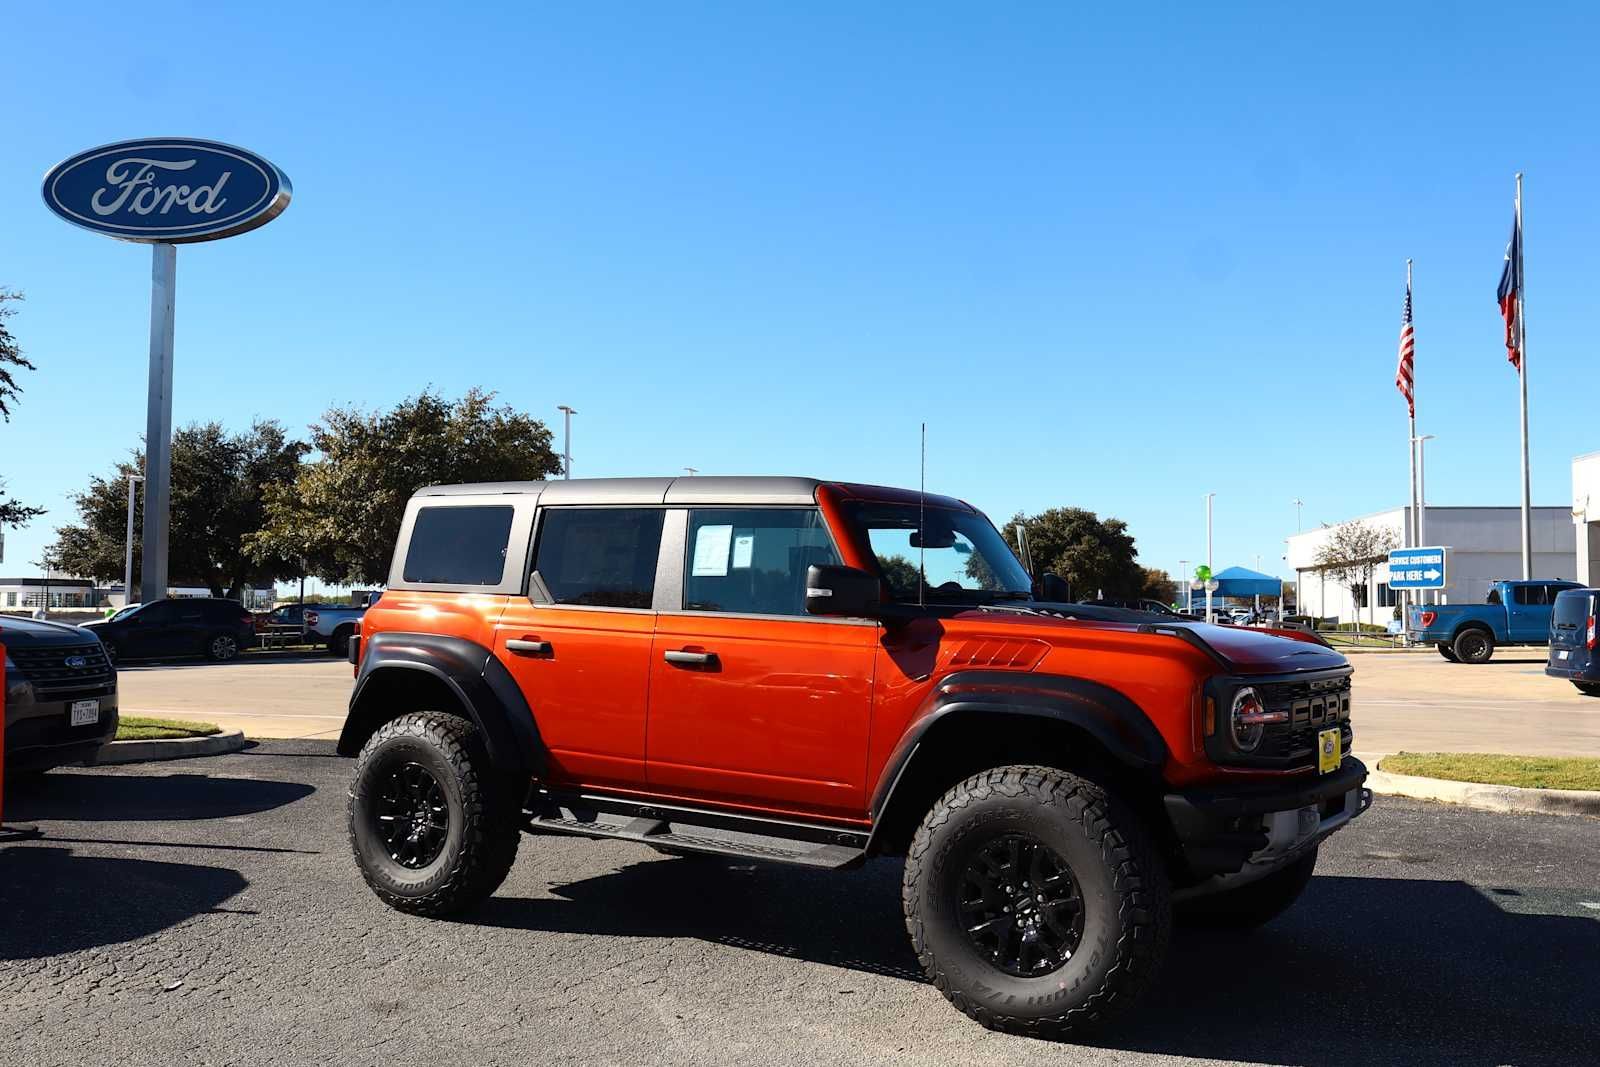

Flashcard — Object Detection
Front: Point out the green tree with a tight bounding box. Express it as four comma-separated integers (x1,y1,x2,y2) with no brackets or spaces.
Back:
1139,567,1178,606
51,421,307,597
1313,520,1397,636
1000,507,1143,600
252,390,563,585
0,289,45,528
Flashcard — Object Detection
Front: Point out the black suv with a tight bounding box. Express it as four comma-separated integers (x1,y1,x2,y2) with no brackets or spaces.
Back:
82,597,257,664
1,616,119,772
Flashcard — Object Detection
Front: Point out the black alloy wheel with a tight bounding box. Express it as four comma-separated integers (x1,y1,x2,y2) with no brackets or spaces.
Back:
1453,628,1494,664
374,761,450,869
958,833,1084,977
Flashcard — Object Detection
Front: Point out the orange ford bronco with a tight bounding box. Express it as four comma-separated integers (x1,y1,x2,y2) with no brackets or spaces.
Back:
340,477,1368,1035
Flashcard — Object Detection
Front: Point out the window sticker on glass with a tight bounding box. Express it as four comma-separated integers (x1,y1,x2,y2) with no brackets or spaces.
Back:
691,524,733,576
732,534,755,570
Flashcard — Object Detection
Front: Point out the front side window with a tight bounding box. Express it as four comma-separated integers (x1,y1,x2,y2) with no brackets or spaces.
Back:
533,508,664,608
403,505,515,585
683,508,840,616
843,502,1031,604
1514,584,1546,606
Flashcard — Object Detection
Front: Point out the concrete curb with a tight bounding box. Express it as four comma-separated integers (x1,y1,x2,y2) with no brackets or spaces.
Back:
1367,763,1600,819
96,729,247,766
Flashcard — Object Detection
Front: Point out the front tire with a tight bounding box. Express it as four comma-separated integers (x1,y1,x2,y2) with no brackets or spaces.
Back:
1178,848,1318,929
903,765,1172,1038
101,640,119,667
1436,643,1458,662
1452,628,1495,664
348,711,521,916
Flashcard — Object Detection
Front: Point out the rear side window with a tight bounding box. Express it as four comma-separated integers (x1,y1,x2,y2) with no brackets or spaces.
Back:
403,506,515,585
533,508,664,608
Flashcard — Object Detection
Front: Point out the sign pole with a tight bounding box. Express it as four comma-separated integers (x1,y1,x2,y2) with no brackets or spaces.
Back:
140,243,176,605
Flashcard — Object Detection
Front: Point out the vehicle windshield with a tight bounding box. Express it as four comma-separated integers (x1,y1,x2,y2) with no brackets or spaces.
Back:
843,501,1032,604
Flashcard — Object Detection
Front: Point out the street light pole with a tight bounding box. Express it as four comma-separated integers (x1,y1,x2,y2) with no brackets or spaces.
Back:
1205,492,1215,623
556,405,576,479
1178,559,1189,613
124,474,144,607
683,467,698,477
1412,434,1436,604
1291,498,1304,620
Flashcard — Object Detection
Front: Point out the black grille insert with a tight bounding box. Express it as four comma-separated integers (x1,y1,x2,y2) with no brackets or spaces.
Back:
7,643,116,697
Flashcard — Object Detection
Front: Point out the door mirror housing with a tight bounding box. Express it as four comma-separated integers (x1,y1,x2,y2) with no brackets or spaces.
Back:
1036,572,1070,603
805,564,881,619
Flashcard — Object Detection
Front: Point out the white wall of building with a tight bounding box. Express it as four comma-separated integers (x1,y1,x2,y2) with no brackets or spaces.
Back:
1286,506,1575,625
1572,451,1600,587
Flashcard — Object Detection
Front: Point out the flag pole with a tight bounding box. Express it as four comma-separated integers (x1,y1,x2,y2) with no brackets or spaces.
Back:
1516,173,1532,579
1406,258,1418,629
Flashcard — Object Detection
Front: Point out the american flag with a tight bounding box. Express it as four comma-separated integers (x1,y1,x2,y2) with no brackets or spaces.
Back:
1395,279,1415,417
1497,209,1523,370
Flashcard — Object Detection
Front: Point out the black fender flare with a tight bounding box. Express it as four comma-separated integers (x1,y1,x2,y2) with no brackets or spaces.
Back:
869,670,1169,829
339,631,544,777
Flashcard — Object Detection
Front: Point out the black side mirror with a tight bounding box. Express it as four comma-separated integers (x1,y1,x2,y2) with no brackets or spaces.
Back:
805,564,881,618
1035,573,1070,602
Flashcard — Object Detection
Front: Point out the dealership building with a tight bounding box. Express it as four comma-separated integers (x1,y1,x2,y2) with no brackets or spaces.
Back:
1286,506,1577,625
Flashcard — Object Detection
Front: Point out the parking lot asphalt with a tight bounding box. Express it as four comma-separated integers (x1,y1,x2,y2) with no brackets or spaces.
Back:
116,645,1600,758
3,742,1597,1067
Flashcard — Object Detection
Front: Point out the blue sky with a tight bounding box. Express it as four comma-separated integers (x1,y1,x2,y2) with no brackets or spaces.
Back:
3,2,1598,587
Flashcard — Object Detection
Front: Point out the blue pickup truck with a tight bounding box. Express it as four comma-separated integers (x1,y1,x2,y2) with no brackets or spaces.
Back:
1406,579,1583,663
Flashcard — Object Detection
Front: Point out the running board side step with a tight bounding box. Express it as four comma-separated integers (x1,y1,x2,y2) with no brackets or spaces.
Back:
523,791,869,870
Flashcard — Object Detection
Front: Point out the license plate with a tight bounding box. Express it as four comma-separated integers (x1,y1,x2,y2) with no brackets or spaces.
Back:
70,699,100,727
1557,650,1570,660
1318,727,1341,774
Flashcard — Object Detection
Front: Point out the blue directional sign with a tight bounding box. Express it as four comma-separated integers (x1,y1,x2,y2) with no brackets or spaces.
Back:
1388,546,1447,589
42,138,291,243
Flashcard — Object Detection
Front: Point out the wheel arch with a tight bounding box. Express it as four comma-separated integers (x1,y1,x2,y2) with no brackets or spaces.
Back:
339,632,544,778
866,672,1171,857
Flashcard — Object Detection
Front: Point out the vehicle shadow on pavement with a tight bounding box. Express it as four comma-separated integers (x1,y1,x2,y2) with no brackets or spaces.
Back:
470,854,925,980
474,861,1596,1065
5,770,315,822
0,845,248,961
1097,874,1598,1067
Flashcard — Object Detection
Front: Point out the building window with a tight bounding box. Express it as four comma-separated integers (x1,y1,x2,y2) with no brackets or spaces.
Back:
4,592,14,607
1377,582,1397,608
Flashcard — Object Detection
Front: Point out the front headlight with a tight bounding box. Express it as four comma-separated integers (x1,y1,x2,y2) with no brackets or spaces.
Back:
1229,686,1287,752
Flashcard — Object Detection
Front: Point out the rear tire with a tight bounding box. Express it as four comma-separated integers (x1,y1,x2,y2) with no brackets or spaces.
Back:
348,711,521,916
1436,643,1458,662
1452,628,1495,664
101,640,119,667
1574,682,1600,697
902,765,1172,1038
328,626,353,657
1178,848,1318,929
205,632,239,662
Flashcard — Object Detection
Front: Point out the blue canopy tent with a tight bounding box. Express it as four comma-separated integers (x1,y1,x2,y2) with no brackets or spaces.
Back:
1209,566,1283,598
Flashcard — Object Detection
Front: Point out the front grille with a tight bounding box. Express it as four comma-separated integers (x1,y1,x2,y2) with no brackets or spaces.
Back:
1256,674,1353,764
7,643,116,698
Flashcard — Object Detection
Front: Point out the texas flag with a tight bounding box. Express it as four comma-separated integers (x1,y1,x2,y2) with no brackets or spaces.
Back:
1497,209,1523,370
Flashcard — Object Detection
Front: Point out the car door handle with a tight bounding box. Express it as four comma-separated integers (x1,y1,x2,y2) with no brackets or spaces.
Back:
506,638,552,655
664,649,716,667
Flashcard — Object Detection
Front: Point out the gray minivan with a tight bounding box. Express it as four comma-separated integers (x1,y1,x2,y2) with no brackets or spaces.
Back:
1545,587,1600,695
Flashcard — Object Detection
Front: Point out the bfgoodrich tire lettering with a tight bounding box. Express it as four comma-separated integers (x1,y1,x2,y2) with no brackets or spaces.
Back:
348,711,521,916
902,765,1172,1037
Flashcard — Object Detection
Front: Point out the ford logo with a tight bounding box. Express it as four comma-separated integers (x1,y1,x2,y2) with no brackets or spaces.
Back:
64,655,87,669
42,138,291,243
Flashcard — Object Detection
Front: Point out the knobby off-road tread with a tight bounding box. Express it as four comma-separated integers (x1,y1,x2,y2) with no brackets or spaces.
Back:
902,765,1172,1038
349,711,521,916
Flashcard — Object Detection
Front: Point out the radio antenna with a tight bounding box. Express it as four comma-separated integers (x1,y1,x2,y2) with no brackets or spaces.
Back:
918,422,926,608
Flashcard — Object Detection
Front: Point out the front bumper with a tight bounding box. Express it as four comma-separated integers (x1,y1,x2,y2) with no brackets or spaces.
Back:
1164,757,1371,894
5,695,120,771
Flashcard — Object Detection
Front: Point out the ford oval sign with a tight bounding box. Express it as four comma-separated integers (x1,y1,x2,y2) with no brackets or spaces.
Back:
42,138,291,243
